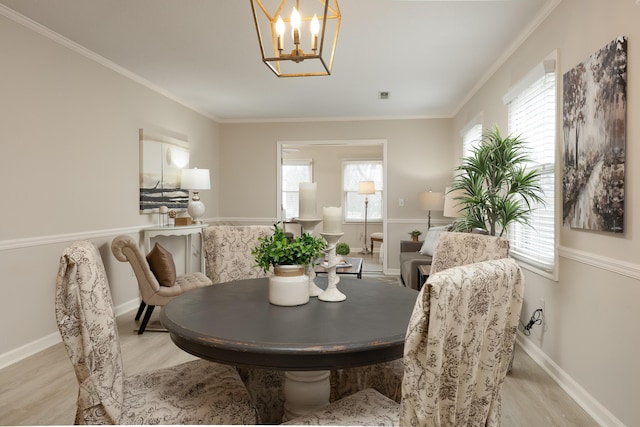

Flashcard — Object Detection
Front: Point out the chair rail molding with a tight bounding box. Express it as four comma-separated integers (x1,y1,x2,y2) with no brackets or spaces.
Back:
558,245,640,281
0,226,142,251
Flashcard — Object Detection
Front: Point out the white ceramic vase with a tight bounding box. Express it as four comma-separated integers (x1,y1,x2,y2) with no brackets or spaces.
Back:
269,265,310,306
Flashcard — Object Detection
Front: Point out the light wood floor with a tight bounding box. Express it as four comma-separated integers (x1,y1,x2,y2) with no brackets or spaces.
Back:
0,275,598,426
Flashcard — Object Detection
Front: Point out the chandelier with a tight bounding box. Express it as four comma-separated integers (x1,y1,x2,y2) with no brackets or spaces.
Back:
250,0,341,77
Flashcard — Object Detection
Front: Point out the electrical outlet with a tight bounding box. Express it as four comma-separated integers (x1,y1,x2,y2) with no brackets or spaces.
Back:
540,298,545,315
399,198,404,207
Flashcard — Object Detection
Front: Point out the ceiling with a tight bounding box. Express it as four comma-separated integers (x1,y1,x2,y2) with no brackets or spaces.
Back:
0,0,554,122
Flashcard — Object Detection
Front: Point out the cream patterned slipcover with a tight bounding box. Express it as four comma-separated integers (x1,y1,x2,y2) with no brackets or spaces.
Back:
286,258,524,426
202,225,273,284
429,231,510,275
55,241,258,425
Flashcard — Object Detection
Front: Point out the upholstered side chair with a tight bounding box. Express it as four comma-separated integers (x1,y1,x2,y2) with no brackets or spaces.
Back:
111,234,212,334
284,258,524,426
55,240,258,425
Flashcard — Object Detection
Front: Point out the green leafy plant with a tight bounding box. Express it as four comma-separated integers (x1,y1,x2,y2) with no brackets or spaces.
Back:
450,125,545,237
335,242,350,256
408,230,422,239
252,223,326,274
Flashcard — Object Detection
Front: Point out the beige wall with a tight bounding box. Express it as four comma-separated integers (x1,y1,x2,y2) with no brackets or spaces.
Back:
452,0,640,425
0,15,220,358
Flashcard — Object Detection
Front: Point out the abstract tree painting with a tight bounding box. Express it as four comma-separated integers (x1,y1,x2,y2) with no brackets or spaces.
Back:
562,37,626,233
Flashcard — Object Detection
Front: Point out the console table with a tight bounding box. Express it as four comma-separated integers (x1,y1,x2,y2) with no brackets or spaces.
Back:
142,223,208,274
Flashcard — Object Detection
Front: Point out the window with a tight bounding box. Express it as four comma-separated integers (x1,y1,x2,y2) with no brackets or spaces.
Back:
503,57,557,273
281,159,312,220
343,161,383,222
461,118,483,158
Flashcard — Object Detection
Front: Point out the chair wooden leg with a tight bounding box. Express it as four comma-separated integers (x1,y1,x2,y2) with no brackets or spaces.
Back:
135,301,146,320
138,305,155,335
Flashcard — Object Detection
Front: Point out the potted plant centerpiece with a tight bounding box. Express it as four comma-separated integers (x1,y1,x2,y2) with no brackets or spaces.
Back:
449,125,545,237
252,223,326,306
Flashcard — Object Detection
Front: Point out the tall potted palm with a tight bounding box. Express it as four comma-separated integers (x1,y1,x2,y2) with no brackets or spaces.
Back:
449,126,545,237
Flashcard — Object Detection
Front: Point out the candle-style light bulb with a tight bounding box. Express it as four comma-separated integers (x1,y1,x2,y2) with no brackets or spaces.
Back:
275,16,285,51
310,14,319,51
291,7,301,46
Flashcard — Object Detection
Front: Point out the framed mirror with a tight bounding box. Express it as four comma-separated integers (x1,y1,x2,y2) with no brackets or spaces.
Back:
139,128,190,213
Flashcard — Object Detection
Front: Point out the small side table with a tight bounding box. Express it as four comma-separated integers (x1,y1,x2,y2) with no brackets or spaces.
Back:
143,224,208,274
417,264,430,291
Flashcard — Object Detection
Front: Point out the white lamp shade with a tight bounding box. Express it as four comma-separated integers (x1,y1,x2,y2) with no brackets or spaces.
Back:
181,168,210,190
418,191,444,211
358,180,376,195
443,187,466,218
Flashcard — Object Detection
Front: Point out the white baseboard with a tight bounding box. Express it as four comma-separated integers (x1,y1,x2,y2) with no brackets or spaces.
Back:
0,332,61,370
0,298,140,370
516,333,624,427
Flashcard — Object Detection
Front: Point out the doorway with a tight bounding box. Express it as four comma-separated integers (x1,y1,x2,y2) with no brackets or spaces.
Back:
277,140,387,273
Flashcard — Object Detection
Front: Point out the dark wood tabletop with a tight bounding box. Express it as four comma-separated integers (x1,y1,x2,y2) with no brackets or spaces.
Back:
160,276,418,371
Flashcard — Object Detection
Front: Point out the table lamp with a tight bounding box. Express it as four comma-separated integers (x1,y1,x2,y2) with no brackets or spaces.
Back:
181,168,210,223
418,190,444,229
443,187,466,218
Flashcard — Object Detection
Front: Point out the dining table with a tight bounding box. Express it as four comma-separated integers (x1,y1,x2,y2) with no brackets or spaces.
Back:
160,275,418,421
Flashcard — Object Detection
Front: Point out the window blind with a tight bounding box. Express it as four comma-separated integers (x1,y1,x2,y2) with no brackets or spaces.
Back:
462,122,483,158
506,68,556,272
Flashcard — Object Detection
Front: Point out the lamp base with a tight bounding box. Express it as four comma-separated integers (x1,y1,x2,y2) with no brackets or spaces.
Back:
187,200,205,223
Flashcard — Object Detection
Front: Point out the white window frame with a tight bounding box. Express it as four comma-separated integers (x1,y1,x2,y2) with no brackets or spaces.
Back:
461,114,483,159
281,159,313,221
343,160,383,223
503,52,558,279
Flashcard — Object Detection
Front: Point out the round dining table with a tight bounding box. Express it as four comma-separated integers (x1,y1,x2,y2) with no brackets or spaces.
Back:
160,275,418,420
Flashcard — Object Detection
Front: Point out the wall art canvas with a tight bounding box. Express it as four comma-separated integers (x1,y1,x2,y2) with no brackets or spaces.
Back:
139,129,190,213
562,36,626,233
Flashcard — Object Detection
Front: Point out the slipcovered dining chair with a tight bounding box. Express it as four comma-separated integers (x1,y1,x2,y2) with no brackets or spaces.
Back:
111,234,212,334
330,231,511,408
202,225,285,422
429,231,510,275
55,240,258,425
202,225,273,284
284,257,524,426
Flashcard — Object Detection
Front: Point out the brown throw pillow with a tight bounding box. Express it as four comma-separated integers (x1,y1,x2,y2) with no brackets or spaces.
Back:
146,243,177,287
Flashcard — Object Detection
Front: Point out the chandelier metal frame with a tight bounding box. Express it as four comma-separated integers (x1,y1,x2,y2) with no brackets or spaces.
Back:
250,0,341,77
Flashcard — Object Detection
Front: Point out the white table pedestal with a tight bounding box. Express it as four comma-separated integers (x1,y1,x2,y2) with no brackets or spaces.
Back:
282,370,330,422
